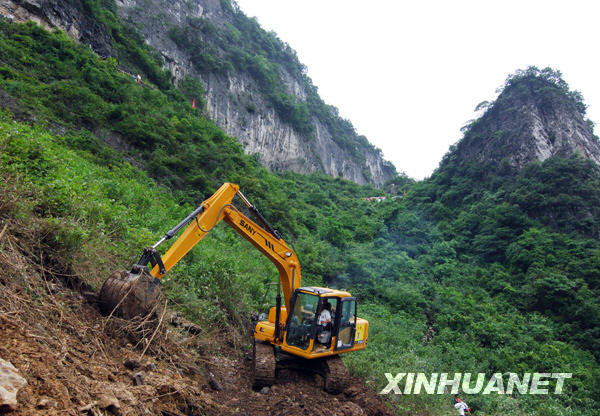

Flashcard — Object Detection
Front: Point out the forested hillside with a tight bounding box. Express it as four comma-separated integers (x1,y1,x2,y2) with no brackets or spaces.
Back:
119,0,396,185
1,6,599,416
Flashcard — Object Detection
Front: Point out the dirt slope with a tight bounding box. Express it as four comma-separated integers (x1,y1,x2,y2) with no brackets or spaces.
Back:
0,191,392,415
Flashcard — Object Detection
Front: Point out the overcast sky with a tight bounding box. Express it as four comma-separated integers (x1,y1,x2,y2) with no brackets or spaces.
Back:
233,0,600,179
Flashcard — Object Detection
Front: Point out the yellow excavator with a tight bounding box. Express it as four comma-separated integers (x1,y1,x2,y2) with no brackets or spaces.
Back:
98,183,368,392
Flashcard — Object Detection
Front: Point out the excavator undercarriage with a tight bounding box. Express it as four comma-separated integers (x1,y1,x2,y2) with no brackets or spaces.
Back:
253,341,350,394
252,342,276,388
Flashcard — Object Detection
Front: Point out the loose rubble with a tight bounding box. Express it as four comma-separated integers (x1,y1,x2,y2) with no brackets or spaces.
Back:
0,359,27,412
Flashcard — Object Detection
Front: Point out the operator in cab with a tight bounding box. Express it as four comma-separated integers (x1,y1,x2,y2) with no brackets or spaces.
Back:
317,301,333,347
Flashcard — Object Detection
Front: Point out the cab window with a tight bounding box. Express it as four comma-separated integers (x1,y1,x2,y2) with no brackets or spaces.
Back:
285,292,319,350
336,298,356,349
340,299,354,323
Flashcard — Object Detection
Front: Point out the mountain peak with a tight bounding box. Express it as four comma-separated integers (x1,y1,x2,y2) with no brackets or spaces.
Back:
454,67,600,170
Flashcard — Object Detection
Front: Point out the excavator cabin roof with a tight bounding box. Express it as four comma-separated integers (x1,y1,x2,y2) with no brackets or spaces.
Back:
298,286,353,298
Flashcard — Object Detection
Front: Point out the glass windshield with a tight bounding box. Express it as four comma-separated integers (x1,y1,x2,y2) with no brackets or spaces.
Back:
286,292,319,350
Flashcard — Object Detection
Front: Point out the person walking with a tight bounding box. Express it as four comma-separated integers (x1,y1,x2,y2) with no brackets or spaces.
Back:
453,395,471,415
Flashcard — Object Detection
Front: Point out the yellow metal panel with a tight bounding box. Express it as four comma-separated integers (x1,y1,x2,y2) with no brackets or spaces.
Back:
254,320,275,342
268,306,287,324
355,322,367,344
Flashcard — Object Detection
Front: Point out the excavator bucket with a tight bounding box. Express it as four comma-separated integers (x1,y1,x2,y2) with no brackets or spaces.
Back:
98,270,163,319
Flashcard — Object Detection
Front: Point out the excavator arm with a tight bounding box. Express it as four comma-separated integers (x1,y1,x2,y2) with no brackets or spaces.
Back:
147,183,301,311
100,183,301,319
147,182,239,277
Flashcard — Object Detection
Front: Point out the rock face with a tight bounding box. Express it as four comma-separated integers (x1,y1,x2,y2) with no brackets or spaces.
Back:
0,359,27,412
455,72,600,169
199,71,393,185
0,0,113,57
114,0,395,186
1,0,395,186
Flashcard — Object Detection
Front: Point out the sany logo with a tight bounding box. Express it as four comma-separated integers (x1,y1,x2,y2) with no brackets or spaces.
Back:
379,373,572,395
239,219,257,235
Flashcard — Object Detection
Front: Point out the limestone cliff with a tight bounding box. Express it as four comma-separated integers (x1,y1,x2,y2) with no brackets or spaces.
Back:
454,68,600,170
116,0,396,186
1,0,396,186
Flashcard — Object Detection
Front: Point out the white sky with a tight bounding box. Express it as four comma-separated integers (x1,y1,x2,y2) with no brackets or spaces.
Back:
233,0,600,179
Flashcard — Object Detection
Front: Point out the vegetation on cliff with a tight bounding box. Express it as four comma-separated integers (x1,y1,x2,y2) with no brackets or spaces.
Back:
166,0,386,166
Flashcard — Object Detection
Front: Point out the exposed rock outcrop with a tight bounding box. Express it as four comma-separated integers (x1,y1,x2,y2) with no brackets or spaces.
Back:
2,0,395,186
0,359,27,412
0,0,113,57
455,71,600,169
116,0,395,186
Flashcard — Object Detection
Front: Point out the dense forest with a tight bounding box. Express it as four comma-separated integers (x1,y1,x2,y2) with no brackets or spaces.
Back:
1,3,599,415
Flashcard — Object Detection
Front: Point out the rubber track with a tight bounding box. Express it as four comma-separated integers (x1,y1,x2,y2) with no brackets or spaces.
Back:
323,355,350,394
253,342,275,388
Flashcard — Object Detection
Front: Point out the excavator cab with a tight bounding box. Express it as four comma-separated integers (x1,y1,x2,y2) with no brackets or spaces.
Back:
277,287,368,358
253,286,368,392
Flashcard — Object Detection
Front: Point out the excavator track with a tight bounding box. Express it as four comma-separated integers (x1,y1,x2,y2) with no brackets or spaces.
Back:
323,355,350,394
252,341,276,388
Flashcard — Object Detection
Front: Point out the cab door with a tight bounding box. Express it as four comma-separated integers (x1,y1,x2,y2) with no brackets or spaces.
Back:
334,297,356,350
284,291,319,351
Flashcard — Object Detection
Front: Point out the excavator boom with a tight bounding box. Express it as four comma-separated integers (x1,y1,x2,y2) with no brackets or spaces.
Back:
100,183,300,316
